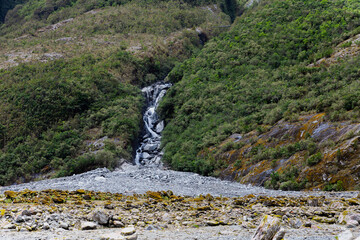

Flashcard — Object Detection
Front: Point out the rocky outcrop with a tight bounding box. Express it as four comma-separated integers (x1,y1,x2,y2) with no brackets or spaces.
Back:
211,113,360,190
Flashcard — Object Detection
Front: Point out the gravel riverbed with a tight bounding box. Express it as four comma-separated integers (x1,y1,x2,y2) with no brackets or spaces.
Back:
0,163,358,199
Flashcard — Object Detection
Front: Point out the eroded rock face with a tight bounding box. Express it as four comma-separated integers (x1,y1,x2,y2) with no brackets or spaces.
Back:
215,113,360,190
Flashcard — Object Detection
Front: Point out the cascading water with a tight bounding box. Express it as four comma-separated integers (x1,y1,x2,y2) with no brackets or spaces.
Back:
134,82,172,167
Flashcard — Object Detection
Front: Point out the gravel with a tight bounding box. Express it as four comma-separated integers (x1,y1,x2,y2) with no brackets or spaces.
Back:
1,163,358,199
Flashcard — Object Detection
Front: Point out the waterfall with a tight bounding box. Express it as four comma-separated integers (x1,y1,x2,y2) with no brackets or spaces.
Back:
134,82,172,167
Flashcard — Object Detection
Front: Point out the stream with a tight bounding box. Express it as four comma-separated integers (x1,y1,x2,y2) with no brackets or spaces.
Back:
134,82,172,167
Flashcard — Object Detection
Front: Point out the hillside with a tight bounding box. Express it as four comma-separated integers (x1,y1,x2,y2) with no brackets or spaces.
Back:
159,0,360,190
0,0,230,185
2,0,360,192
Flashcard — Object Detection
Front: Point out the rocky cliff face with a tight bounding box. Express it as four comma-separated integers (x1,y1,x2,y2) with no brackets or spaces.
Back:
211,113,360,191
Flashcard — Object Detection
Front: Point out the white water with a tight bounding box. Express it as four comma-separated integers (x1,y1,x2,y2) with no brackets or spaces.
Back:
134,82,172,167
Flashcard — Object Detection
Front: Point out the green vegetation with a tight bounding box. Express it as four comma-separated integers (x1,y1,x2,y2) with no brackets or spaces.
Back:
0,0,230,185
306,152,323,166
160,0,360,178
323,180,344,191
265,167,307,191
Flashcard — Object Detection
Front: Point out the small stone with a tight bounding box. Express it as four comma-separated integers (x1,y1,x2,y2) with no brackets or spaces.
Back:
21,210,31,216
146,225,159,230
3,223,16,229
161,213,171,222
42,222,50,230
137,221,145,227
15,215,24,223
121,226,136,236
304,222,311,228
113,220,125,228
206,220,220,226
60,221,69,230
81,221,97,230
104,203,114,210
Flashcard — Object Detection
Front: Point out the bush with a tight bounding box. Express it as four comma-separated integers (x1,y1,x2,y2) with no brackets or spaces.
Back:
306,152,323,166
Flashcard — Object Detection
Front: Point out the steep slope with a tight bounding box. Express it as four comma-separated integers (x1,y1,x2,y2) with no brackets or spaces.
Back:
159,0,360,190
0,0,230,185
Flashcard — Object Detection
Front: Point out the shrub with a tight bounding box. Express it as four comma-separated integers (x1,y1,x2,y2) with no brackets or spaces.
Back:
306,152,323,166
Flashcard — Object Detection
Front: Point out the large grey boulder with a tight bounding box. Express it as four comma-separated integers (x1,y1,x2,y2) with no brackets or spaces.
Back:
252,215,281,240
92,210,109,225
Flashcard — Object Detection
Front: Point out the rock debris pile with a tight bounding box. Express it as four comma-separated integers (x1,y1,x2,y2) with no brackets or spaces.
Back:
0,189,359,239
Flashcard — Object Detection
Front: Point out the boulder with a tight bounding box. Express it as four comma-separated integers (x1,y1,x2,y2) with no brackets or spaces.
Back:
93,210,109,225
252,215,281,240
337,230,354,240
338,211,360,225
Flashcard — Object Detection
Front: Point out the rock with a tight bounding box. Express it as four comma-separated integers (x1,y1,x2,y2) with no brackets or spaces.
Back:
312,216,336,224
104,203,115,209
121,226,136,236
21,210,32,216
304,222,311,228
307,198,321,207
143,144,158,152
137,221,145,227
338,211,360,225
273,229,286,240
252,215,281,240
95,176,106,182
205,220,220,226
155,121,164,133
346,219,359,228
146,225,159,230
337,230,354,240
3,223,16,229
81,221,97,230
42,222,50,230
113,220,125,228
161,213,172,222
93,210,109,225
347,198,360,205
60,221,69,230
15,215,25,223
289,218,302,229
